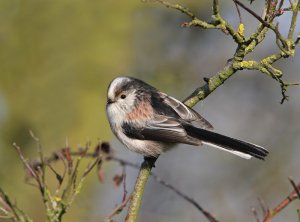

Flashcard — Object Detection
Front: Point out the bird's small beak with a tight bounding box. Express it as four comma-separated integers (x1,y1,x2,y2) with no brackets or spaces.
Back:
107,98,114,105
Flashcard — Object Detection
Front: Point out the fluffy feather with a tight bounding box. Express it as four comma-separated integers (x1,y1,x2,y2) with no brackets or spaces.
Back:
106,76,269,160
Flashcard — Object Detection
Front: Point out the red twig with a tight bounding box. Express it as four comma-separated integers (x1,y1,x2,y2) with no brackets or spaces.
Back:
263,180,300,222
258,197,269,217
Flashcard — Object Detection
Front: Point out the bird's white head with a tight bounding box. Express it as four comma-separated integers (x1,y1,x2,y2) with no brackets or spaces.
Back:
106,77,137,119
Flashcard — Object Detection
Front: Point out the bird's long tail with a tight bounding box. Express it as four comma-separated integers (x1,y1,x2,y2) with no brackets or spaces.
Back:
184,125,269,160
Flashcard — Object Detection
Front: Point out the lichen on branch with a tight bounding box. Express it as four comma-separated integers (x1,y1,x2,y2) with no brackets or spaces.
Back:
127,0,300,221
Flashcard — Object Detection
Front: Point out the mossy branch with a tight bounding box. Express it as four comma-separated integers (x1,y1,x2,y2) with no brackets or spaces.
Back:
126,158,157,222
127,0,300,221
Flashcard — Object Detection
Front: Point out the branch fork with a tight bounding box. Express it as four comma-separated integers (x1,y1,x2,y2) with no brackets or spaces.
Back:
127,0,300,221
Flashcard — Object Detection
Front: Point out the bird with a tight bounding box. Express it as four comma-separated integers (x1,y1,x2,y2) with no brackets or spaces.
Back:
105,76,268,160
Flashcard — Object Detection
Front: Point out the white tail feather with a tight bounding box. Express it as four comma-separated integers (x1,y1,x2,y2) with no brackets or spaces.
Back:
202,142,252,159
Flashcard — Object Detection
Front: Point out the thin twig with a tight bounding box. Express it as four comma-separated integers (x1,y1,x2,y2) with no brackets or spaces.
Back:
29,130,45,187
289,177,300,199
251,207,260,222
263,180,300,222
0,188,32,222
109,156,218,221
112,158,216,221
155,0,196,19
103,195,132,222
258,197,269,217
13,142,300,222
122,166,128,202
154,0,243,43
47,163,63,185
82,156,101,178
0,188,19,221
12,143,44,192
151,173,218,222
233,0,287,49
287,0,300,40
277,0,285,12
234,0,269,25
28,149,218,221
234,2,242,24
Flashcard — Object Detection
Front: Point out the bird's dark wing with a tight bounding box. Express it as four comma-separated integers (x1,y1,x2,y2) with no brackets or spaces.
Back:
122,115,201,145
158,92,213,130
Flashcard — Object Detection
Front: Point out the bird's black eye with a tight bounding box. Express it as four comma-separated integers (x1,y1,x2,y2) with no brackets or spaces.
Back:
120,94,126,99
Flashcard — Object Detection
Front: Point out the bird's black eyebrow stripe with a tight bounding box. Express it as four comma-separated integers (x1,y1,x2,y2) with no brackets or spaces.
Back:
113,81,131,97
113,77,157,98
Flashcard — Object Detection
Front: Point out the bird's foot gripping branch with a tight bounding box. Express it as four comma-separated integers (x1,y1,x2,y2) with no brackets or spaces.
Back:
126,0,300,221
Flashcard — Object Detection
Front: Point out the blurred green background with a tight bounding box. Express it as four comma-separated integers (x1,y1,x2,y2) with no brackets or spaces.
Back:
0,0,299,221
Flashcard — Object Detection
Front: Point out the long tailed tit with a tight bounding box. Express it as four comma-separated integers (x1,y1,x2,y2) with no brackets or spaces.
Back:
106,77,268,160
